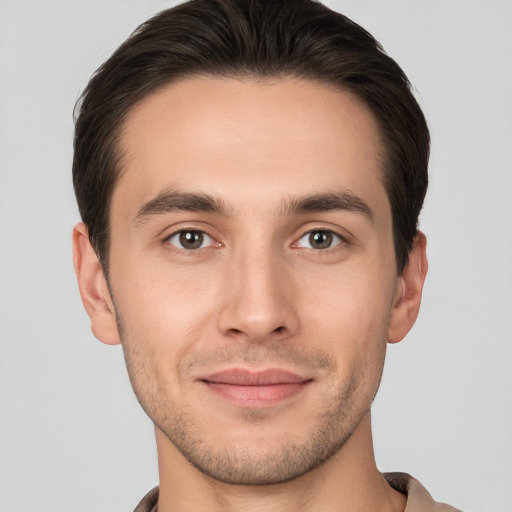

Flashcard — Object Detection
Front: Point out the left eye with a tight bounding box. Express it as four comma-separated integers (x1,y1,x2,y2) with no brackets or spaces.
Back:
295,230,343,250
166,230,214,250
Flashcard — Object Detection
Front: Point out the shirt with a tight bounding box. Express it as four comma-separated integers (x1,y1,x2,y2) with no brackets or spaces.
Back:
133,473,462,511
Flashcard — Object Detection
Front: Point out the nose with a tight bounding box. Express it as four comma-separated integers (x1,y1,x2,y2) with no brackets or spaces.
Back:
217,245,299,344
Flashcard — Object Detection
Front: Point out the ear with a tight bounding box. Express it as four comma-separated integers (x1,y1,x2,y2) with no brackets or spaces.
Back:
388,231,428,344
72,223,121,345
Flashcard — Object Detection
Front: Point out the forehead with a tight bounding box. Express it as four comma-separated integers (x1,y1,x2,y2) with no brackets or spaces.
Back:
114,76,387,219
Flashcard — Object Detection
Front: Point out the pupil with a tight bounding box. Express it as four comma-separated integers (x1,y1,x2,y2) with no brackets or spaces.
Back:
180,231,203,249
310,231,332,249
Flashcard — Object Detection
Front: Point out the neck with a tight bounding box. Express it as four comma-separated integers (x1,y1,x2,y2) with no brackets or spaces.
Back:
155,413,406,512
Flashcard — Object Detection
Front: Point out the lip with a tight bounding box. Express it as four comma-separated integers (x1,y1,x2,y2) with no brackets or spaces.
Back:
199,368,312,407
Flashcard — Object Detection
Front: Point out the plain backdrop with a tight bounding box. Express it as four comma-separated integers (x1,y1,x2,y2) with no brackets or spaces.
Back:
1,1,511,511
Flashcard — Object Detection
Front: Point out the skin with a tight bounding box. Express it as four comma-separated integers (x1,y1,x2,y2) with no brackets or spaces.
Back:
73,77,427,512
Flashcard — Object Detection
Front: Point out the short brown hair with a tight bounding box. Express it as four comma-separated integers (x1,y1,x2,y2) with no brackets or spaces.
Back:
73,0,429,275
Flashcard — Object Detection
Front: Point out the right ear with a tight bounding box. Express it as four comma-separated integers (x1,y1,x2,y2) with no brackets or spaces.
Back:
72,223,121,345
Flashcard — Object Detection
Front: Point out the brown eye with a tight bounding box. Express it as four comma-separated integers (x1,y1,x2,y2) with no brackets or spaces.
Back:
309,231,333,249
167,230,212,250
296,230,342,250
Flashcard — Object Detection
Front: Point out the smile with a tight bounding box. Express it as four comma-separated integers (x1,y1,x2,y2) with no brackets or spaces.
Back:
199,368,313,407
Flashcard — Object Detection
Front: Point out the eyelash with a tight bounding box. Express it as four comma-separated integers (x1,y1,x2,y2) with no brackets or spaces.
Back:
164,227,347,253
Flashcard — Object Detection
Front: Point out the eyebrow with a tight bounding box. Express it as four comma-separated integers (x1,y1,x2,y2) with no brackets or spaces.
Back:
281,192,374,221
133,189,373,225
133,191,232,225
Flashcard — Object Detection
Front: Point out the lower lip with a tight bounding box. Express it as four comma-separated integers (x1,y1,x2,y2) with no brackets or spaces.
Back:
202,381,310,407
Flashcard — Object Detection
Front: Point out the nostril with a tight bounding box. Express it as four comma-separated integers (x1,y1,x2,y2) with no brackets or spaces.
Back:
273,326,286,334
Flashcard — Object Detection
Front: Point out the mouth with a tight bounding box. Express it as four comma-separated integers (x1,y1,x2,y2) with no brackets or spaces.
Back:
198,368,313,407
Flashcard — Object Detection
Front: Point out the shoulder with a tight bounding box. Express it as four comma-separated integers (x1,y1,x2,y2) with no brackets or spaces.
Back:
133,486,159,512
384,472,463,512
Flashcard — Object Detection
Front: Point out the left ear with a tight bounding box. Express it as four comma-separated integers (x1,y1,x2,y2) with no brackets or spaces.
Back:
388,231,428,344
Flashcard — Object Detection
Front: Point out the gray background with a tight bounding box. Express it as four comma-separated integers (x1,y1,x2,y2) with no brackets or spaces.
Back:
1,1,511,511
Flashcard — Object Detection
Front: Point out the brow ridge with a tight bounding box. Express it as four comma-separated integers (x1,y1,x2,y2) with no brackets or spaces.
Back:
134,191,230,225
133,189,373,225
281,192,374,220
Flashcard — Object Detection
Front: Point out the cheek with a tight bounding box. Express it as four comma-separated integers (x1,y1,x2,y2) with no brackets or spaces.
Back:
299,264,393,373
302,260,394,330
112,262,223,377
115,256,218,328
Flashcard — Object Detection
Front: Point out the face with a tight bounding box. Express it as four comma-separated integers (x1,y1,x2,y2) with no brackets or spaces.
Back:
77,77,420,485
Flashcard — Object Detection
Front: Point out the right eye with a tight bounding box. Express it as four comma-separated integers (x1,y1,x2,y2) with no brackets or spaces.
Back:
166,230,214,250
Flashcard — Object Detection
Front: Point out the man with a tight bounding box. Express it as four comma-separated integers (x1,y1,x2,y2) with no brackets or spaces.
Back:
71,0,460,510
